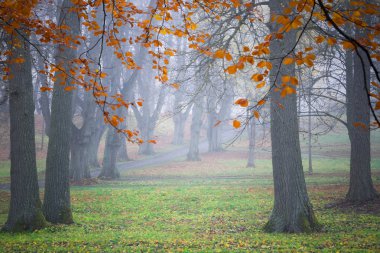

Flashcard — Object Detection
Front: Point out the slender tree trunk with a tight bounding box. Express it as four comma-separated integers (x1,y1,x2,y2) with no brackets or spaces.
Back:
3,33,46,232
308,85,313,175
187,98,203,161
345,47,378,202
36,52,51,136
246,116,256,168
88,110,105,168
264,0,319,233
43,0,79,224
99,128,121,179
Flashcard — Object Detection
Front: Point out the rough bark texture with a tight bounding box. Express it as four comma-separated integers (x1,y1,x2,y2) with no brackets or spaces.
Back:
3,33,46,232
70,124,92,181
43,0,79,224
264,0,319,233
345,47,378,202
246,116,256,168
187,98,204,161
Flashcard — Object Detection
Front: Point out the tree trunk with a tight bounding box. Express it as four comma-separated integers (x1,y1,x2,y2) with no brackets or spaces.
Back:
345,46,378,202
88,109,105,168
246,116,256,168
99,128,121,179
3,33,46,232
264,0,319,233
43,0,79,224
172,113,186,145
70,127,92,182
308,85,313,175
187,98,203,161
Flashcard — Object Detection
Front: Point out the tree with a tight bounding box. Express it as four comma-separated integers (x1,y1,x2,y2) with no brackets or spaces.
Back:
2,32,46,232
43,0,80,224
263,0,320,233
346,47,378,201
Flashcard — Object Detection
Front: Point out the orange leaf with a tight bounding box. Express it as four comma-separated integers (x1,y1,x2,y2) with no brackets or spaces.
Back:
233,120,241,129
64,86,77,91
225,65,238,74
40,87,53,92
375,101,380,110
256,82,266,89
253,111,260,119
257,99,266,106
234,98,249,107
214,49,225,59
283,58,294,65
251,73,264,82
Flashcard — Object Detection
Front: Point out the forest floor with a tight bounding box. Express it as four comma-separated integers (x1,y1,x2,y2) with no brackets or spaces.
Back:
0,127,379,251
0,150,379,252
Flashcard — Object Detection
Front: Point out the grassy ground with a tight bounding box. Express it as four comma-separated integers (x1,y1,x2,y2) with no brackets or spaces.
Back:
0,151,379,252
0,128,379,252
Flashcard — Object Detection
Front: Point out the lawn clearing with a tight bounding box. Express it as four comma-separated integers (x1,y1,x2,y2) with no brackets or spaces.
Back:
0,152,379,252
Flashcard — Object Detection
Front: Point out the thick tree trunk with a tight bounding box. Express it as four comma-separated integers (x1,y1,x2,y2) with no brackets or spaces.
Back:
187,98,203,161
246,117,256,168
70,127,92,182
345,48,378,202
99,128,121,179
43,0,79,224
2,34,47,232
118,138,130,161
264,0,319,233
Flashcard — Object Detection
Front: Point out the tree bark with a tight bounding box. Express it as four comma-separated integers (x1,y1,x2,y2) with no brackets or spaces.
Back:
187,99,203,161
99,128,121,179
3,33,46,232
264,0,319,233
43,0,80,224
345,47,378,202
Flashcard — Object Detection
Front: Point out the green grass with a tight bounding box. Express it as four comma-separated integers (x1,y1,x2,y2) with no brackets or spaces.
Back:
0,129,379,252
0,156,379,252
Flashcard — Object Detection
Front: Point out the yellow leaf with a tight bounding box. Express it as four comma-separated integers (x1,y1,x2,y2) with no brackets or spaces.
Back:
153,14,163,21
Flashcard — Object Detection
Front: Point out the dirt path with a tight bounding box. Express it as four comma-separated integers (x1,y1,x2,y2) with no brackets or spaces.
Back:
0,128,238,190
